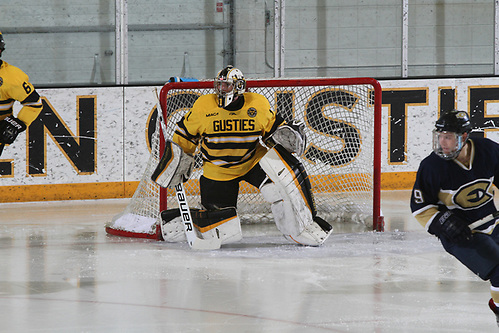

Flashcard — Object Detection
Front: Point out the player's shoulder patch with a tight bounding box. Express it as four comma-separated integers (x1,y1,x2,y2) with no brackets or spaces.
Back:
247,107,257,118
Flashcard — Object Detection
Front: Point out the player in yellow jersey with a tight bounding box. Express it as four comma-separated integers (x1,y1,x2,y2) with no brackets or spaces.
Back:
0,32,43,152
152,66,333,248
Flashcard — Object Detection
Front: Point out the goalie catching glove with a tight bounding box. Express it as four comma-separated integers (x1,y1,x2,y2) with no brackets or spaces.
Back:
151,140,194,189
267,120,307,156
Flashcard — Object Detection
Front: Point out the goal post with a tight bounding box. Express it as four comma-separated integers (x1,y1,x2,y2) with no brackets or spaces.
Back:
106,77,383,239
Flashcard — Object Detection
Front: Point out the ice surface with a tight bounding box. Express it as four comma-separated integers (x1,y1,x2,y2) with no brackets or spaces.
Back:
0,194,497,332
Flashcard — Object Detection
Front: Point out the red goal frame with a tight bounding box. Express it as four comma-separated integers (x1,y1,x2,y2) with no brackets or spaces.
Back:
159,77,383,231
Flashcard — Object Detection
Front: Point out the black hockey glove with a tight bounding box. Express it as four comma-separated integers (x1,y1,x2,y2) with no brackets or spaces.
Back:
0,116,27,144
429,210,472,244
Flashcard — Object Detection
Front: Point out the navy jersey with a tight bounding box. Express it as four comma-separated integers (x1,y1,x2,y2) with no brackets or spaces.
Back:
411,137,499,232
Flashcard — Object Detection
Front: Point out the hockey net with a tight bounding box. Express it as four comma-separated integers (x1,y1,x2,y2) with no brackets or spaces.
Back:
106,77,383,239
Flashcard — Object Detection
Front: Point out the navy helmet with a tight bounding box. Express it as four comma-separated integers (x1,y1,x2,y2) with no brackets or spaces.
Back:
433,110,471,160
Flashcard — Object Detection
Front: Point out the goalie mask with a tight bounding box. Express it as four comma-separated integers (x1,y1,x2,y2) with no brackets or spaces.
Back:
0,32,5,58
432,110,471,160
214,65,246,108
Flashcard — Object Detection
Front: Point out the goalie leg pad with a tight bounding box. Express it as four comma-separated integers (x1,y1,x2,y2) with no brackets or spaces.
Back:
260,181,303,236
259,146,332,246
260,182,331,246
192,207,242,245
285,216,332,246
159,207,242,245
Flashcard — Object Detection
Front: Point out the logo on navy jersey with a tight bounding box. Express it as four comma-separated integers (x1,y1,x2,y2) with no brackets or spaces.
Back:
452,179,494,209
247,107,257,118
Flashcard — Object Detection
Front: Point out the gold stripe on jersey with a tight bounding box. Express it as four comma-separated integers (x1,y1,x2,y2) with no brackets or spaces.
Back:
172,92,283,181
413,205,439,229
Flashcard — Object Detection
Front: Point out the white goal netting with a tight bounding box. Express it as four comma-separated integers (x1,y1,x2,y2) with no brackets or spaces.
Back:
106,78,382,239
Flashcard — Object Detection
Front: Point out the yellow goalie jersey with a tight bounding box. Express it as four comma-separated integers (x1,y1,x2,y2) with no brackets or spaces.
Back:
0,60,42,125
173,92,284,181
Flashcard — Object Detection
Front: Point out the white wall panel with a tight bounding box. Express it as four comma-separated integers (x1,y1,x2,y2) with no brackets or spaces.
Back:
1,87,124,185
123,86,161,182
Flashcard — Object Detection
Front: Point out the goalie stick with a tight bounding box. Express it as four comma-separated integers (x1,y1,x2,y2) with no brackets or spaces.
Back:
153,88,222,250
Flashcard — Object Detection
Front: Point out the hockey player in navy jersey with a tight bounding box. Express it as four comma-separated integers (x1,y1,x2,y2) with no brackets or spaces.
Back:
410,110,499,326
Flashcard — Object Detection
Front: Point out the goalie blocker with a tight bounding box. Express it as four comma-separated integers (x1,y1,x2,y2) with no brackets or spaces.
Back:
259,145,332,246
151,140,194,189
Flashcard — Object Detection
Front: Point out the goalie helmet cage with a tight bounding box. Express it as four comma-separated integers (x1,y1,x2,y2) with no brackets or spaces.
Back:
106,77,383,240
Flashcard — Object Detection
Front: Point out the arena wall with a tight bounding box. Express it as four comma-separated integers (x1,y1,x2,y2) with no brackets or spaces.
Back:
2,77,499,202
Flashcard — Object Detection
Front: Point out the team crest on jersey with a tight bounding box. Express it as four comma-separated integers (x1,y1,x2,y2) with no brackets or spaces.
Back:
247,107,257,118
452,179,494,209
0,77,3,87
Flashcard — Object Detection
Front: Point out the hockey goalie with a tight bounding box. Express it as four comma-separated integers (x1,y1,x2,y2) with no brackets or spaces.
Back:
151,66,332,249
